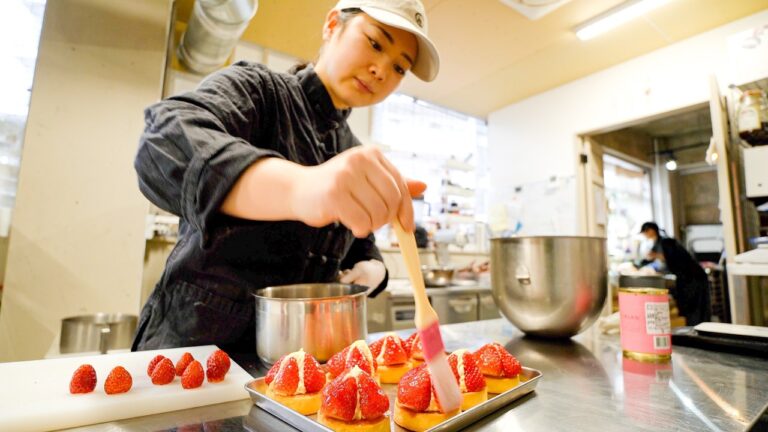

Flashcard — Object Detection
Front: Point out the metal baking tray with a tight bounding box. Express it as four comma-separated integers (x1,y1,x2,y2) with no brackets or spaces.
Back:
244,367,542,432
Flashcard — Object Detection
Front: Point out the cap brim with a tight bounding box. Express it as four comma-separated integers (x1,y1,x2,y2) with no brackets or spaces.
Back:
358,7,440,82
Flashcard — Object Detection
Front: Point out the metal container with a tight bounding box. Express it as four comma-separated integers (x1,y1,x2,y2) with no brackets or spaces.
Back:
59,313,137,354
253,283,367,365
421,265,454,287
490,236,607,338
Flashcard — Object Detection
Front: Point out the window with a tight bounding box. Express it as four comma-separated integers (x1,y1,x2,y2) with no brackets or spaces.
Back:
0,0,47,235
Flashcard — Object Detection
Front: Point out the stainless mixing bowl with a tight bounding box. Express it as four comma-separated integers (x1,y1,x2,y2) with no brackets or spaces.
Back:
254,283,367,365
490,236,607,338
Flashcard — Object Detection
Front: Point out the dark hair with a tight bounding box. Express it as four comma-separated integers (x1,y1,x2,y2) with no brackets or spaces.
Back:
288,8,364,74
640,222,660,235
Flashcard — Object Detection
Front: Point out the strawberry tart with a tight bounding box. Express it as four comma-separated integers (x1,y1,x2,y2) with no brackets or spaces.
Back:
394,364,461,431
473,342,522,394
447,349,487,410
369,333,413,384
264,349,327,415
318,365,390,432
326,340,378,383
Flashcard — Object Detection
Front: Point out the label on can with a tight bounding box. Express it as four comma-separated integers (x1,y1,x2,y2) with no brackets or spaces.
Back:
619,288,672,359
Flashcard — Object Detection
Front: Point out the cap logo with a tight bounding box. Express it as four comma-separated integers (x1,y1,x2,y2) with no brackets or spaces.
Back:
414,12,423,28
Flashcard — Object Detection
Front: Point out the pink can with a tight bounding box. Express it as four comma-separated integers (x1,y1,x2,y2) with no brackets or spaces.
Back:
618,287,672,362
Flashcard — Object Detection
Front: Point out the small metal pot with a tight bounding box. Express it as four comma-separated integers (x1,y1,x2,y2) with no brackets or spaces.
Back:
60,313,137,354
254,283,367,366
421,265,454,287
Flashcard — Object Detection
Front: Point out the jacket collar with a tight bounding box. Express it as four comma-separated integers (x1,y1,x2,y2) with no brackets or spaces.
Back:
297,64,351,133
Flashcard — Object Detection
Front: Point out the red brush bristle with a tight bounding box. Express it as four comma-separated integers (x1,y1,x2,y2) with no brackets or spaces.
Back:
418,321,462,412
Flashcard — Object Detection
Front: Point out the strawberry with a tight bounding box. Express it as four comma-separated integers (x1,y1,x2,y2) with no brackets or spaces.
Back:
270,356,299,395
369,334,408,366
302,354,326,393
396,364,432,412
264,354,287,386
69,364,97,394
175,352,194,377
473,342,521,378
151,357,175,385
104,366,132,395
358,371,389,419
320,373,358,421
448,350,486,392
181,360,204,389
206,349,231,383
326,342,376,378
325,346,349,378
147,354,166,377
404,332,424,360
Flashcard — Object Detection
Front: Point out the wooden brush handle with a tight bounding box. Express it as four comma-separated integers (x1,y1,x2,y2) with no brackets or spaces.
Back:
392,220,437,329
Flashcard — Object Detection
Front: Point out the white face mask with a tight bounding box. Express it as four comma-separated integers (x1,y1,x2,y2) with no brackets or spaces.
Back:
639,237,656,257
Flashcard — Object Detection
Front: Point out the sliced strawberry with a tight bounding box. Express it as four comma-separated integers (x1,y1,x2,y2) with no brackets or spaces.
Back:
405,332,424,360
320,373,358,421
347,345,375,375
464,361,487,392
396,364,432,412
358,371,389,419
370,335,408,366
270,356,299,395
147,354,166,377
151,357,175,385
325,346,349,379
302,353,326,393
175,352,194,377
181,360,204,389
104,366,132,395
264,354,287,386
473,342,521,378
69,364,96,394
206,349,231,383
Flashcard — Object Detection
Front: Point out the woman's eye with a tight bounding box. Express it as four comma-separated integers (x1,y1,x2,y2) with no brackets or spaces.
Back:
368,37,382,51
394,65,405,75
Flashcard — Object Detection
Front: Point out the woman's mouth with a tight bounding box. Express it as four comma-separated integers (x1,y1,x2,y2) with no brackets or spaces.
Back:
354,78,373,94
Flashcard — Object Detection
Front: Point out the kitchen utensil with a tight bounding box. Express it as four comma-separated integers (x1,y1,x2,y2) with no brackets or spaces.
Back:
245,367,542,432
253,283,367,365
490,235,607,338
60,313,137,354
392,220,462,412
0,345,251,432
421,265,454,287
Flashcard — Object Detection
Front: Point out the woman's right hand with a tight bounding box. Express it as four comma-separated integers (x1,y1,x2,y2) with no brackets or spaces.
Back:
292,146,425,237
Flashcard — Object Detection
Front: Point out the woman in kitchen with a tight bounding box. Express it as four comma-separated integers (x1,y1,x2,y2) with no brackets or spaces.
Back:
131,0,439,353
639,222,712,325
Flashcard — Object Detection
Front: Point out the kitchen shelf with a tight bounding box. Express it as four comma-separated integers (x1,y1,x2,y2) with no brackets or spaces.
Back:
444,158,475,172
443,185,475,197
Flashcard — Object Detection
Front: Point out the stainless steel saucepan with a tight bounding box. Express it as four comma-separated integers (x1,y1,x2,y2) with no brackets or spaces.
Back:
253,283,367,365
60,313,137,354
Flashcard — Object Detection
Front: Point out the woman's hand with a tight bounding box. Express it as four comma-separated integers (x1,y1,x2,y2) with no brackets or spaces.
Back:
339,259,386,291
292,146,425,237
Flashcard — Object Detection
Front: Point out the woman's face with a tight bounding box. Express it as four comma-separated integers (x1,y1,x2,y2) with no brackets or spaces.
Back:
314,11,419,109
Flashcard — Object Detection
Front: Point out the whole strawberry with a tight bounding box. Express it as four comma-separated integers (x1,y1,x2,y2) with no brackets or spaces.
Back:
206,349,231,383
151,357,175,385
147,354,166,377
175,352,194,376
181,360,204,389
104,366,132,395
69,364,97,394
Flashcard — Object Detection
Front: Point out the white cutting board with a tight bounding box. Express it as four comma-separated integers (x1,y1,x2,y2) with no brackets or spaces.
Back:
0,345,252,431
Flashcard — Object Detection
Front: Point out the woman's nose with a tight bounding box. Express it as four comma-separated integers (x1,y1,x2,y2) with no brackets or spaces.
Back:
369,61,387,81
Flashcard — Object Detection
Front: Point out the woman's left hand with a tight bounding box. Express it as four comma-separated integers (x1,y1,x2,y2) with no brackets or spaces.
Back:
339,260,386,291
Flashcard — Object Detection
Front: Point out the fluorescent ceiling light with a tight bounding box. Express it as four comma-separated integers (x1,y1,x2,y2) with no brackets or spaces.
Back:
575,0,672,41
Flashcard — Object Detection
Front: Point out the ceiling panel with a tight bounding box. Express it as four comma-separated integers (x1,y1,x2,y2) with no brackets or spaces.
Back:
176,0,768,118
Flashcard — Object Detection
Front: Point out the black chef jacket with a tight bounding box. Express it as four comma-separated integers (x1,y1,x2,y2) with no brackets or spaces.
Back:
658,237,711,326
132,62,387,353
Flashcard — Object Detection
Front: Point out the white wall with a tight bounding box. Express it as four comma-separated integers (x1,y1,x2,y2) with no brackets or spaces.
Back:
488,10,768,235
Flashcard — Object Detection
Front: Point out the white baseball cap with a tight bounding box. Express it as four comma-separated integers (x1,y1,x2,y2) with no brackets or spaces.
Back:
334,0,440,82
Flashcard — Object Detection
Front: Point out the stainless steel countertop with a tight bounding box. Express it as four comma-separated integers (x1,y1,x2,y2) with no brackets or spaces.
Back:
66,319,768,431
